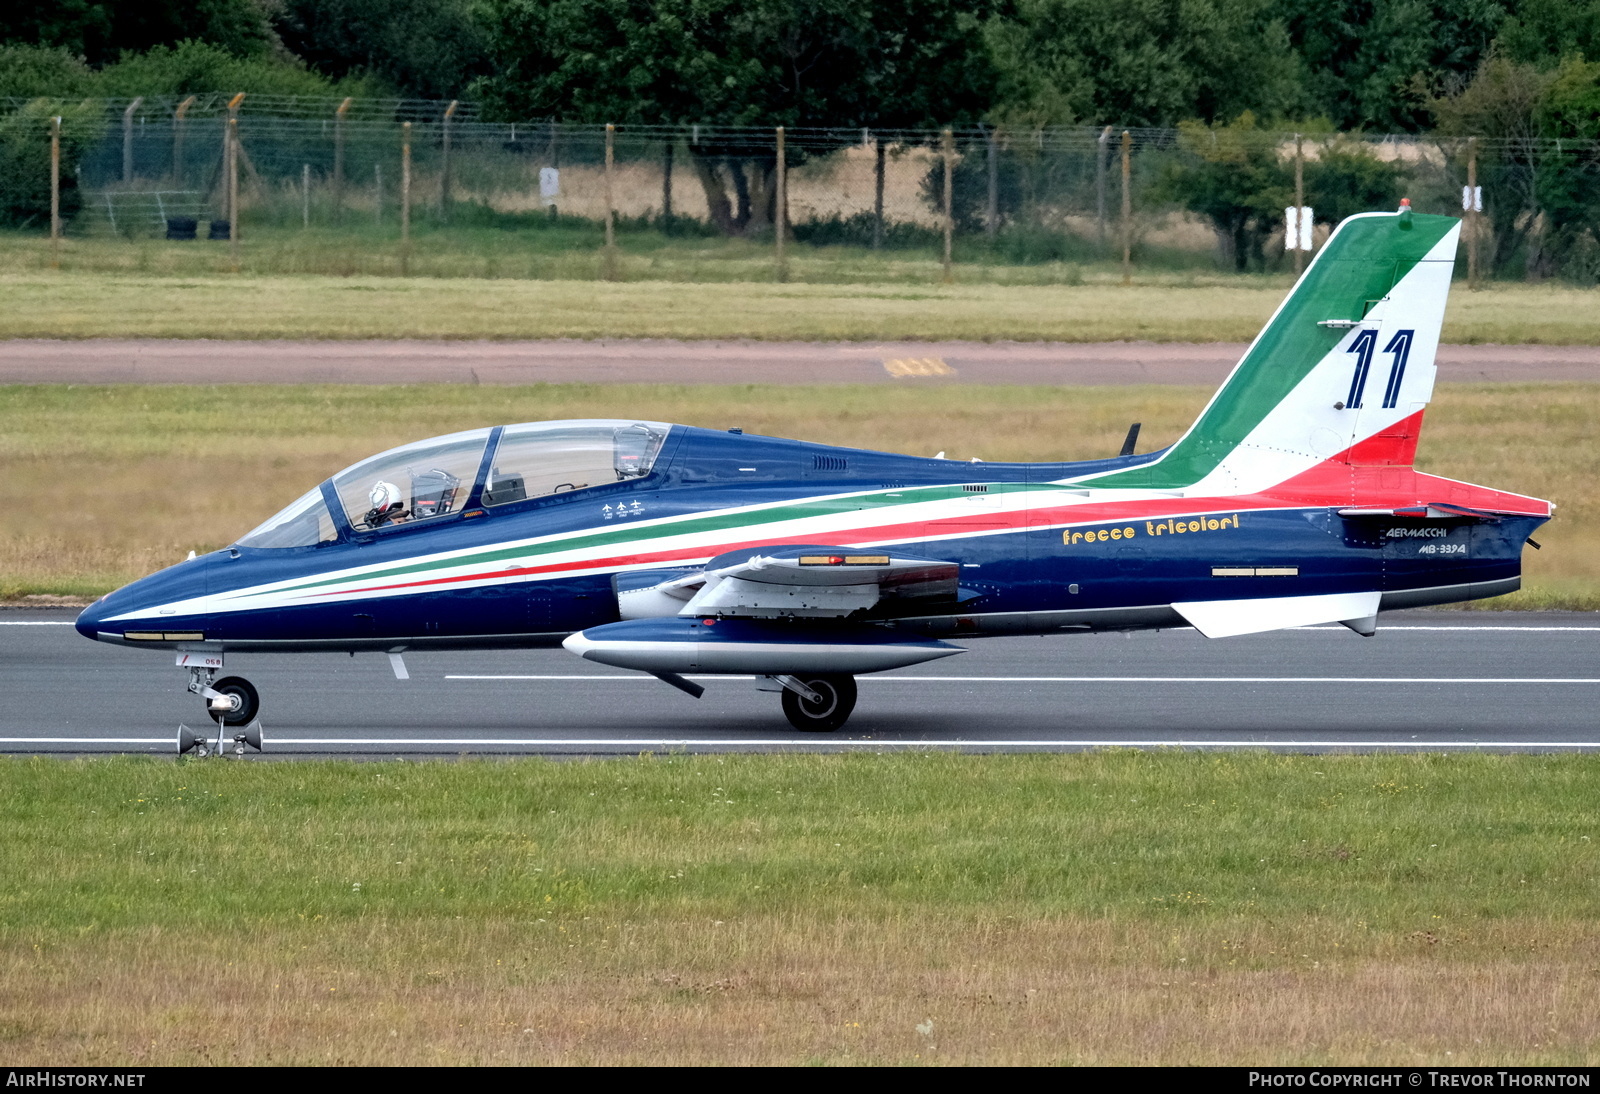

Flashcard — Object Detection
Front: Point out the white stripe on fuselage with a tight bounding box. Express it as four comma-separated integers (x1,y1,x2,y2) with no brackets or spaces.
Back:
104,485,1265,622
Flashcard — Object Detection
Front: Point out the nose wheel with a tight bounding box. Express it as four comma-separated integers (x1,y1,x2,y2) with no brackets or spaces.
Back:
778,674,857,732
206,676,260,727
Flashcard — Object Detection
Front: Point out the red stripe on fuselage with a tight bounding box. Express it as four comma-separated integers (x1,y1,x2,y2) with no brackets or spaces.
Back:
299,419,1548,601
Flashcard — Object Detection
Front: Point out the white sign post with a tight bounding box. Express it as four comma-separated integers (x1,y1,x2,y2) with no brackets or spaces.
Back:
1284,205,1314,252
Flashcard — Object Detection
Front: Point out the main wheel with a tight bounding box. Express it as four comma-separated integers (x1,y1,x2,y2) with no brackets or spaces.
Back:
780,674,857,732
207,676,259,727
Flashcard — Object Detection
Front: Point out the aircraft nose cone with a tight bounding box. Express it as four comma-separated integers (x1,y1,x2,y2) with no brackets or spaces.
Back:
75,598,108,642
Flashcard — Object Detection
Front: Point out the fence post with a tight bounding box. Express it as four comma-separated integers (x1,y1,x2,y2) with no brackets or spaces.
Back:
401,121,412,276
941,128,954,283
548,120,559,222
1293,133,1305,276
228,116,240,271
1467,137,1479,289
872,132,886,250
775,126,788,282
50,115,60,269
603,122,617,281
303,163,311,228
122,98,142,182
172,95,194,185
985,126,999,242
225,93,244,242
334,97,351,223
661,140,673,224
1097,125,1112,252
441,99,458,222
1120,129,1132,285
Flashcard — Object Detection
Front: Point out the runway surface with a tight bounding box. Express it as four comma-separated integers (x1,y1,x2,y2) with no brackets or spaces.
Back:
2,339,1597,385
5,610,1598,756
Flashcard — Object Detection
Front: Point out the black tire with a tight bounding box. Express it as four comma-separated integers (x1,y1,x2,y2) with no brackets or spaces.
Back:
208,676,259,727
780,675,857,732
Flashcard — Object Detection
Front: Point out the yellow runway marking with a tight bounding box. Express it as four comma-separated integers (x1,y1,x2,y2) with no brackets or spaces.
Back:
883,356,956,378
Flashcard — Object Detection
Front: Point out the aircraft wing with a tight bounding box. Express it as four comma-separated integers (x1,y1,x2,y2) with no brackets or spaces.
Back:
616,545,961,620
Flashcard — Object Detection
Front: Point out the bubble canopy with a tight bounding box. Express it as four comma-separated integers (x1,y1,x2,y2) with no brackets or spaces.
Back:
235,420,670,548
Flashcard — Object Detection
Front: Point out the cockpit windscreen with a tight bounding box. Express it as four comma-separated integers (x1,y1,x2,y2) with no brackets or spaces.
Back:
331,428,492,531
235,486,339,549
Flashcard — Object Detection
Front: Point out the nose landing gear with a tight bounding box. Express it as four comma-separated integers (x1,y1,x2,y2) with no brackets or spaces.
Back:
207,676,260,727
184,665,259,727
179,662,264,757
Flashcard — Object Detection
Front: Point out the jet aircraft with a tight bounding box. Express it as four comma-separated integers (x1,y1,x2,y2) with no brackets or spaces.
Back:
77,208,1552,738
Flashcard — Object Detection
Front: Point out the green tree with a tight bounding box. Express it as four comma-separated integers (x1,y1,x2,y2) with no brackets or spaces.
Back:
1276,0,1510,131
1303,137,1408,226
1494,0,1600,67
0,46,97,99
1,0,281,67
1431,56,1549,275
475,0,999,235
0,98,108,228
983,0,1309,128
1157,113,1292,271
272,0,493,99
94,39,343,98
1532,55,1600,279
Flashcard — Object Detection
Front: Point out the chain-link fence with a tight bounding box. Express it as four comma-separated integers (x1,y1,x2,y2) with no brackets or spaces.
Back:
5,94,1600,282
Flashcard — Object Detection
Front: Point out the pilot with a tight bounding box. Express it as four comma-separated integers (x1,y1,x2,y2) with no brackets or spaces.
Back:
363,480,407,528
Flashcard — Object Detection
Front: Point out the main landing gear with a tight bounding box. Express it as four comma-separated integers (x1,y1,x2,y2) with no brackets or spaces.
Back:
765,674,858,732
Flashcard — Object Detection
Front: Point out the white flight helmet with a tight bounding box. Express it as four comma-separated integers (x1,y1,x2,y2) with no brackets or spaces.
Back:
369,480,402,510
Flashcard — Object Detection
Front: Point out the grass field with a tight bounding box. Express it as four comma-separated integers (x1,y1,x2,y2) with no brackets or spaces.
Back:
2,263,1599,343
2,752,1596,1065
2,382,1593,607
8,220,1226,287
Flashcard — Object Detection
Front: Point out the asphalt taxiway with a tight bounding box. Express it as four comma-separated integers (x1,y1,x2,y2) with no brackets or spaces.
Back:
2,339,1596,385
3,610,1597,756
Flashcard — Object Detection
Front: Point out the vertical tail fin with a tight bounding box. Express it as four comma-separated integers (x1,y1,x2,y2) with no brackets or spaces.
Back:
1087,210,1461,494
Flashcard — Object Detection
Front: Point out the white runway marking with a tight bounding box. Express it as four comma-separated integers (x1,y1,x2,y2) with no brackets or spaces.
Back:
1308,625,1600,632
6,736,1600,750
8,621,1600,630
448,674,1600,684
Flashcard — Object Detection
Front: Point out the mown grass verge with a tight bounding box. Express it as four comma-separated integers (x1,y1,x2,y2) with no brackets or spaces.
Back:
5,222,1225,287
2,382,1593,607
1,266,1597,343
2,752,1597,1065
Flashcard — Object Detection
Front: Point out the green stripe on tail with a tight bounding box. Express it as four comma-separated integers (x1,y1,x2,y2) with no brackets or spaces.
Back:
1086,211,1458,490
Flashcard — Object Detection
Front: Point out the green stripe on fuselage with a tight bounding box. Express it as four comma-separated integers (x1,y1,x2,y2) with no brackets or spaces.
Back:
1084,212,1457,491
249,481,1041,599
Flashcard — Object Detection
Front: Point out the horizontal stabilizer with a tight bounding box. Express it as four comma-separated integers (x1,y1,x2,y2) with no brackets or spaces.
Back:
1338,503,1527,522
1172,591,1382,639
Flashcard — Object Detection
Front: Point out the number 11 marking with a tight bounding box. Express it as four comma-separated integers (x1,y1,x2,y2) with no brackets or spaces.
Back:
1345,329,1377,408
1381,329,1414,408
1345,328,1414,409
